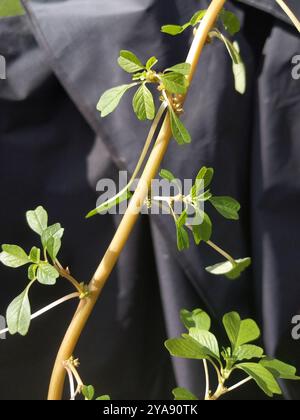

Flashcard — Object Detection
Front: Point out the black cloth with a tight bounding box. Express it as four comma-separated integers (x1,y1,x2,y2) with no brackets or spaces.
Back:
0,0,299,400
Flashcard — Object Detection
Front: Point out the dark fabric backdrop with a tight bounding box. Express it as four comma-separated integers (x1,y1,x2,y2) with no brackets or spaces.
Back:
0,0,299,400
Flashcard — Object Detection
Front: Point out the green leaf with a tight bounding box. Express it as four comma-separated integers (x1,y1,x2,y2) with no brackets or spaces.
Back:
29,247,41,264
86,189,132,218
196,212,212,242
26,206,48,236
41,223,64,249
180,309,211,331
28,264,38,281
260,358,300,380
176,225,189,252
97,84,137,118
96,395,111,401
206,257,251,280
191,167,214,198
209,196,240,220
46,237,61,261
82,385,95,400
189,328,220,359
132,84,155,121
161,24,186,36
118,50,144,73
237,363,282,397
165,335,213,360
37,263,59,286
0,0,24,18
219,10,241,35
169,108,191,145
146,56,158,70
234,345,264,361
159,169,176,182
6,288,31,336
161,72,188,95
172,387,198,401
218,34,246,94
0,245,29,268
223,312,260,351
165,63,191,76
190,10,206,26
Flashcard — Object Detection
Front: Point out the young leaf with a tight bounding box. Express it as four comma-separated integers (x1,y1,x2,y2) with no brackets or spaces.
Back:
86,189,132,218
146,56,158,70
165,63,191,76
26,206,48,235
159,169,176,182
169,108,191,145
29,247,41,264
165,335,213,360
260,358,300,380
180,308,211,331
189,328,220,359
82,385,95,401
97,84,137,118
0,0,24,18
209,196,241,220
222,312,260,351
236,363,282,397
96,395,111,400
46,237,61,261
219,10,241,35
176,225,190,251
118,50,144,73
172,387,198,401
28,264,38,281
190,10,206,26
234,345,264,361
0,245,29,268
132,84,155,121
161,24,187,36
161,72,188,95
205,257,251,280
37,263,59,286
191,167,214,197
41,223,64,249
6,288,31,336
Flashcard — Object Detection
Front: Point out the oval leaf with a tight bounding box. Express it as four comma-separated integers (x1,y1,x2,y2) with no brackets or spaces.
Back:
180,308,211,331
172,387,198,401
165,63,191,76
237,363,282,397
97,84,137,118
118,50,144,73
169,108,191,145
161,72,188,95
0,245,29,268
37,263,59,286
6,289,31,336
26,206,48,235
189,328,220,359
132,84,155,121
210,196,240,220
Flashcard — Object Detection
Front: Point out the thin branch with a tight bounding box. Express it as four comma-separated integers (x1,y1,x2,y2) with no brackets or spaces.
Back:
65,367,76,400
206,240,237,266
0,292,79,337
227,376,253,393
276,0,300,32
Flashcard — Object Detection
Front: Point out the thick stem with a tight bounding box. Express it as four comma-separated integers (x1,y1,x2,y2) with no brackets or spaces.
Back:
47,0,227,400
276,0,300,32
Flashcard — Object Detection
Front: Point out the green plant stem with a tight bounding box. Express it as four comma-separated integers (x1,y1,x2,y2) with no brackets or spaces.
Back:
206,240,236,266
47,0,227,400
203,360,210,400
55,261,85,296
